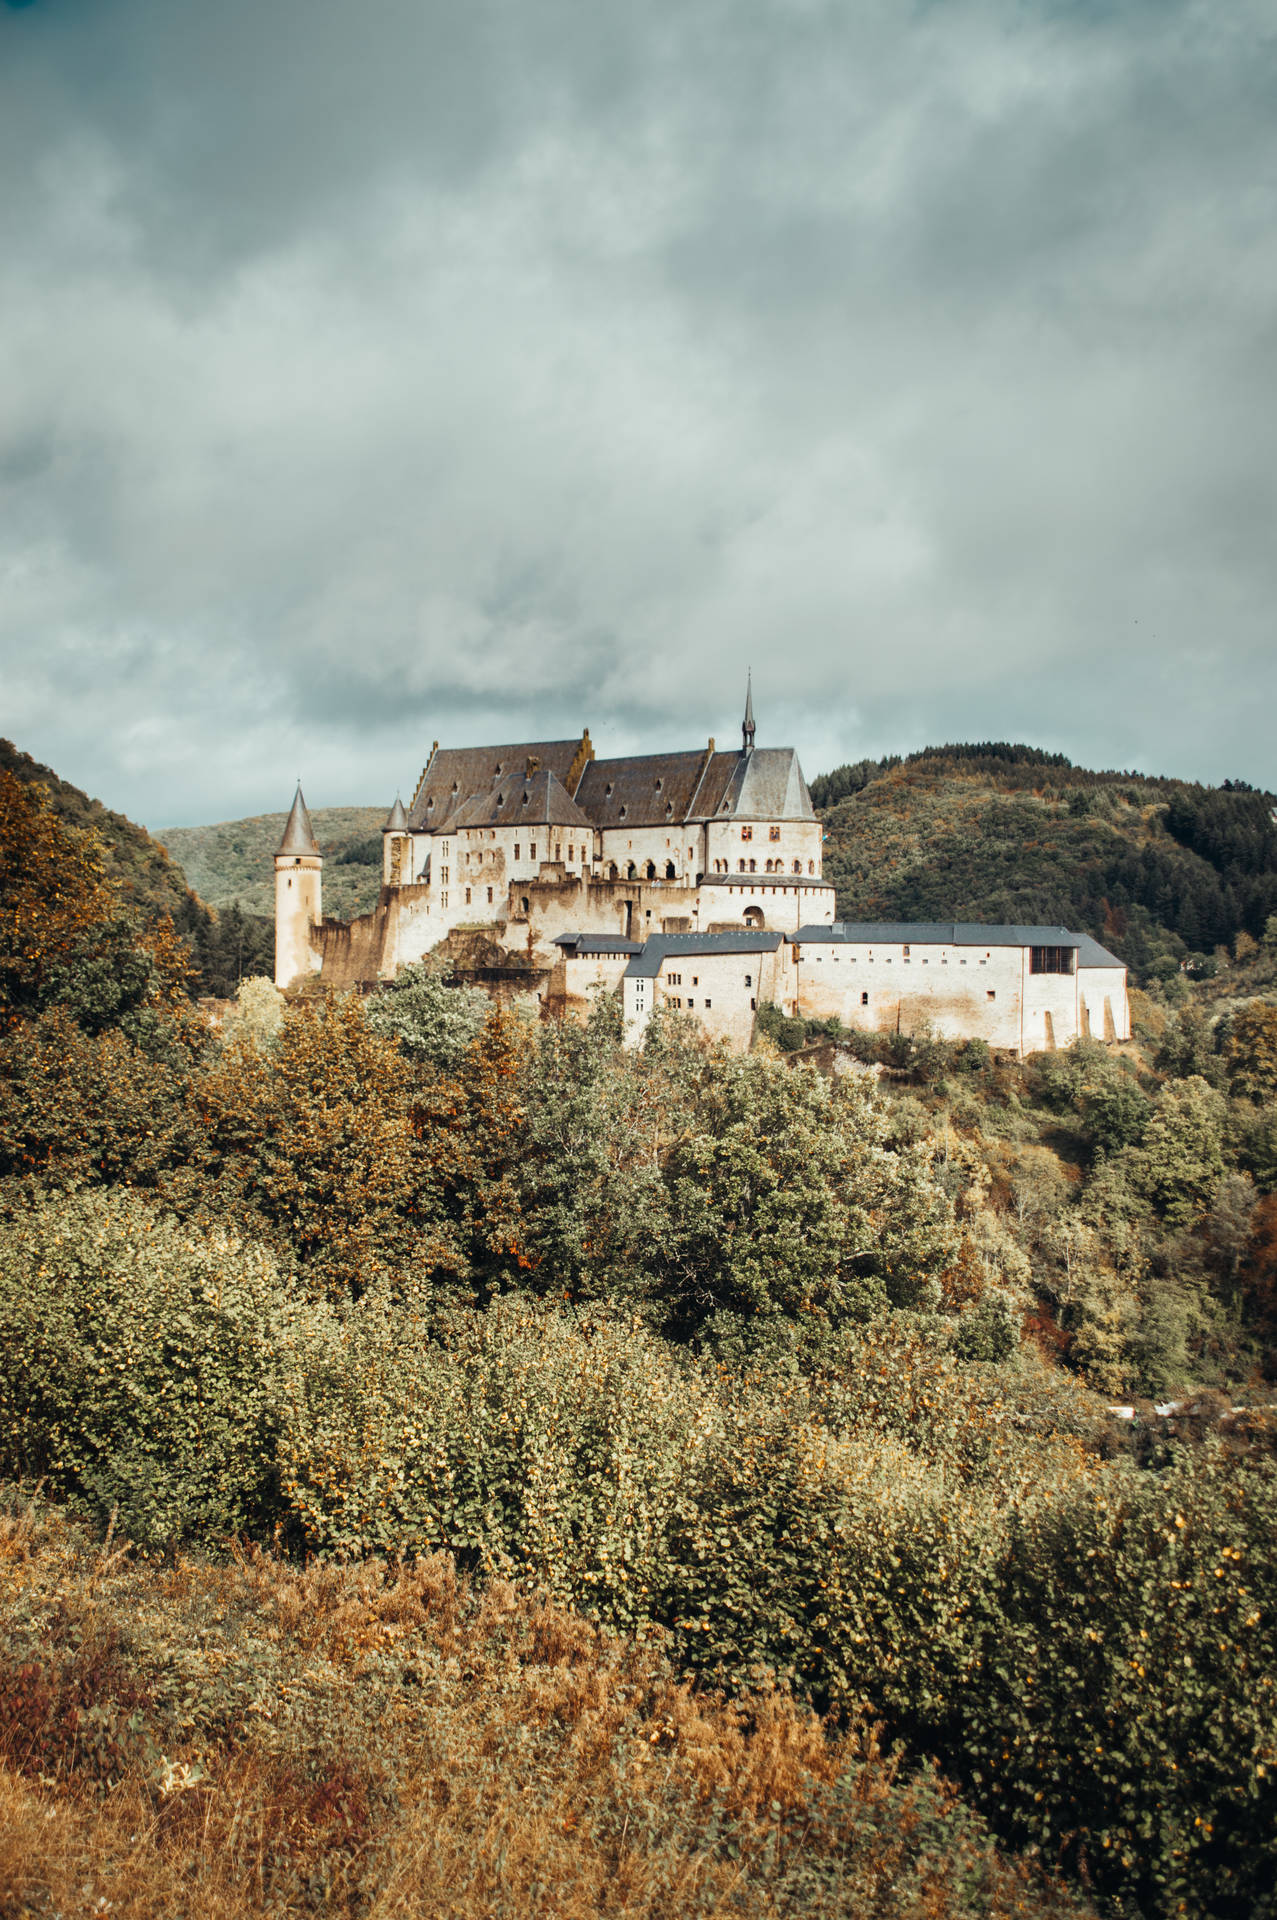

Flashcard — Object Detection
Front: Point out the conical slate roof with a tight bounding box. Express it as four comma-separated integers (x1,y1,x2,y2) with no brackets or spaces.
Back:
276,784,319,857
383,792,408,832
742,672,756,752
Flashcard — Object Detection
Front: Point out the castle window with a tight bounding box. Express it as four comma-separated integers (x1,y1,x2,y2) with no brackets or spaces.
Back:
568,845,574,861
665,861,676,879
704,998,711,1008
530,844,537,860
487,887,493,903
619,805,627,819
769,825,780,841
793,860,801,874
987,989,996,999
514,844,520,859
739,859,746,872
745,975,751,987
903,945,910,957
750,997,757,1010
465,886,471,904
521,896,530,914
748,859,756,873
687,998,694,1008
555,844,562,861
741,825,753,841
807,861,814,875
606,782,614,797
655,777,663,791
692,976,698,987
861,992,869,1006
1030,946,1074,975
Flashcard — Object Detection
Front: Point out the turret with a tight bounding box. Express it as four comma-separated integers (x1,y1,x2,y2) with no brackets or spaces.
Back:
274,784,323,989
382,792,409,886
742,672,756,754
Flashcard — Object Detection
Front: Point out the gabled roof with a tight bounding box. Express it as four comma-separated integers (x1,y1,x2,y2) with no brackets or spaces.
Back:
276,785,319,857
407,738,584,832
448,768,591,833
624,931,783,979
790,921,1126,967
575,750,713,828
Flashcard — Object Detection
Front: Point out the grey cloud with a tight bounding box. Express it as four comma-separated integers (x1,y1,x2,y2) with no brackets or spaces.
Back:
1,0,1274,827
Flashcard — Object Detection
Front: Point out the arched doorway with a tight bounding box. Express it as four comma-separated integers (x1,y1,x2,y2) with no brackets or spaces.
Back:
743,906,765,929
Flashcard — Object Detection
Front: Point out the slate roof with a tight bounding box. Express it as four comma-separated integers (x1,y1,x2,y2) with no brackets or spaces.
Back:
624,931,784,979
276,785,319,857
553,934,643,955
447,768,592,833
701,873,832,889
791,922,1126,967
407,739,584,832
575,750,714,828
383,793,408,832
403,726,816,835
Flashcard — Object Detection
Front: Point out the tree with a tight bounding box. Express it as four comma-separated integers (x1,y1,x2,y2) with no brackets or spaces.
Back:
364,960,491,1069
1135,1076,1226,1229
189,992,436,1296
649,1049,958,1338
1222,1001,1277,1102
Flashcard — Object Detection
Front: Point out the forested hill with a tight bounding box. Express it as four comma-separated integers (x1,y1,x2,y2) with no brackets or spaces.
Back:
1,738,205,930
0,739,270,996
813,743,1277,983
159,808,387,920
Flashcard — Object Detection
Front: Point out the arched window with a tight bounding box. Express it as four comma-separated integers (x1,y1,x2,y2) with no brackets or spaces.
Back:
665,860,676,879
644,860,656,880
626,862,637,880
743,906,764,929
808,860,815,875
792,859,802,874
748,858,756,873
608,862,619,881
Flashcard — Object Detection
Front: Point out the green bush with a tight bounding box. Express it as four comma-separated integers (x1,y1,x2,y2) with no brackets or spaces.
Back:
277,1294,710,1635
0,1190,328,1545
951,1449,1277,1919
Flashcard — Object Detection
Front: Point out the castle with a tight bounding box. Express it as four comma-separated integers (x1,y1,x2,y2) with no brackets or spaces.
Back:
274,688,1129,1055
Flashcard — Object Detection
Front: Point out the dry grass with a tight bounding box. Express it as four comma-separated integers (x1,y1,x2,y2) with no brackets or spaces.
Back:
0,1492,1089,1919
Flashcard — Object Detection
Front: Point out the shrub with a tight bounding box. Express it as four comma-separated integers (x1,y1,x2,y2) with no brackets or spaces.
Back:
0,1190,328,1544
951,1449,1277,1919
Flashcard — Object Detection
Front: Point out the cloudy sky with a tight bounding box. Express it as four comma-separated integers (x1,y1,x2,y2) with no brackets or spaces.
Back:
2,0,1274,828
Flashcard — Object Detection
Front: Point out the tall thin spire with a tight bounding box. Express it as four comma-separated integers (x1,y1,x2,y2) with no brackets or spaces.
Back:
742,671,756,753
276,783,319,857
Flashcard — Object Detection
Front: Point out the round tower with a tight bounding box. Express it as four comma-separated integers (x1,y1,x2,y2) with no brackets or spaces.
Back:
274,784,323,989
382,791,409,888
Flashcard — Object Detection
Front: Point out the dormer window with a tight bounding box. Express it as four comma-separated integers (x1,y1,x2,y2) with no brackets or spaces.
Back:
496,793,505,807
605,782,614,798
619,804,628,819
494,762,503,775
522,790,530,807
655,777,663,791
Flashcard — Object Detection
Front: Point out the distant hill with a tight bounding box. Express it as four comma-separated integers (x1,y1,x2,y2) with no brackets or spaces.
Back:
812,744,1277,982
158,808,387,921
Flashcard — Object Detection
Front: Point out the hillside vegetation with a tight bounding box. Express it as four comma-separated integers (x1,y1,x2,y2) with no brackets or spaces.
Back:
813,744,1277,984
3,751,1277,1917
0,741,272,996
159,808,386,920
